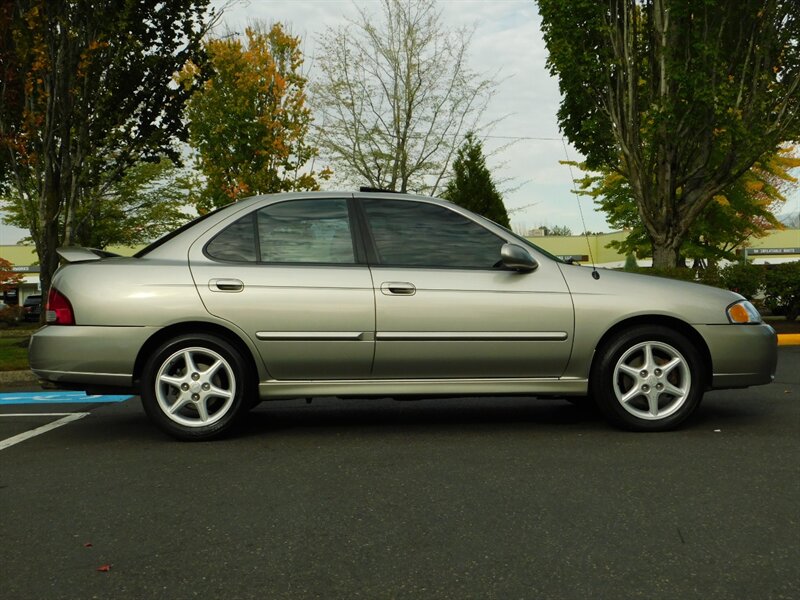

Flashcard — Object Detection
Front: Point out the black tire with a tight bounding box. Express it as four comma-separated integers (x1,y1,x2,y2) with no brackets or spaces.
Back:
590,325,705,431
140,333,253,441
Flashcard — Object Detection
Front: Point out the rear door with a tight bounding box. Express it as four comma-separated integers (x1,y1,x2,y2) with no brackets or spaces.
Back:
358,197,574,379
189,197,375,380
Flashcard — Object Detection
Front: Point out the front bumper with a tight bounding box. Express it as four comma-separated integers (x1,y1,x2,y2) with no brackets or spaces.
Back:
29,325,156,389
696,323,778,389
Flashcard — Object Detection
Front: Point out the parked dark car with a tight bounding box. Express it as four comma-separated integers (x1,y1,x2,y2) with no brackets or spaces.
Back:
23,294,42,322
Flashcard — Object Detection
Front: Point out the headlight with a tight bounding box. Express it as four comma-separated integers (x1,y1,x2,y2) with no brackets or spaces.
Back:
726,300,761,324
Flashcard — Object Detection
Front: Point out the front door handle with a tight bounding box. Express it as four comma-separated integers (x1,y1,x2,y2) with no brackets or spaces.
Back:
209,278,244,292
380,282,416,296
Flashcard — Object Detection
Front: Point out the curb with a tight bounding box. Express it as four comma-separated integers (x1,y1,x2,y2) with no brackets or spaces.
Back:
0,370,37,385
778,334,800,347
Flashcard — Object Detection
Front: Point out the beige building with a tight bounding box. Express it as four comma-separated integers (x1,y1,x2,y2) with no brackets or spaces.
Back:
528,228,800,268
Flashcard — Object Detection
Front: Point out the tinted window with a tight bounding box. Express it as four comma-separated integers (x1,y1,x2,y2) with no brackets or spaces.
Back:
362,200,504,268
205,213,258,262
257,199,354,264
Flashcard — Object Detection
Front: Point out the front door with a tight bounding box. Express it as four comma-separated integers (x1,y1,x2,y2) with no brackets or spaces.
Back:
359,198,574,379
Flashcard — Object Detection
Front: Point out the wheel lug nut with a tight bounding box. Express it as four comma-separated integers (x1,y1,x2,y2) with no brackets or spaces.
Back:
656,383,663,390
642,384,650,392
192,393,200,401
181,383,190,391
655,368,662,376
640,370,648,377
192,373,200,381
202,383,210,391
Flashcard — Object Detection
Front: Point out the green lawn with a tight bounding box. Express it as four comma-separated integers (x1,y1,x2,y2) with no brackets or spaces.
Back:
0,323,36,371
0,336,30,370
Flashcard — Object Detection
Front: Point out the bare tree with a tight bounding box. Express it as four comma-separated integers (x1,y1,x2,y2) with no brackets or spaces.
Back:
313,0,495,195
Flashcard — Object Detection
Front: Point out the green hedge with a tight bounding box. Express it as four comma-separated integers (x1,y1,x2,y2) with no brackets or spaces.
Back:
718,262,765,301
625,266,697,282
763,262,800,321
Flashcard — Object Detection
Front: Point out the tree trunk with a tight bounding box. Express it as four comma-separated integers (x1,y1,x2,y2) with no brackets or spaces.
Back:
35,179,62,324
36,218,61,325
651,242,679,269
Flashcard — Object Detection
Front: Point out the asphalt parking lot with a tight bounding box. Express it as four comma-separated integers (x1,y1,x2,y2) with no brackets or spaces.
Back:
1,347,798,600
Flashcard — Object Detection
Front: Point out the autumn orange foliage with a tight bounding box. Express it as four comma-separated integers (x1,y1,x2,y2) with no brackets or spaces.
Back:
182,24,330,211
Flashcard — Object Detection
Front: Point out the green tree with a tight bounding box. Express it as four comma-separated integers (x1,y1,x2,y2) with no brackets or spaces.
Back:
569,148,798,265
538,0,800,268
0,0,213,313
3,157,192,249
534,224,573,236
314,0,495,194
69,158,192,249
182,24,329,212
550,225,573,236
443,132,510,227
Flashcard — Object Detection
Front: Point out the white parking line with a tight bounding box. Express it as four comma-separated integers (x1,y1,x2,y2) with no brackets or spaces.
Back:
0,412,89,451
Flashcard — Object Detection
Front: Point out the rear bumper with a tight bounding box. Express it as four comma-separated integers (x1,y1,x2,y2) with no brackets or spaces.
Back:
29,325,156,389
695,323,778,389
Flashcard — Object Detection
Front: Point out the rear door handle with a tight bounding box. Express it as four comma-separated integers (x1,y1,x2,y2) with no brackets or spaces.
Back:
380,282,416,296
209,278,244,292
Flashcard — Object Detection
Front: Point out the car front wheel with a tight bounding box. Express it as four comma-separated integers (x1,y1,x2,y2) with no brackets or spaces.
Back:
141,334,252,441
591,326,705,431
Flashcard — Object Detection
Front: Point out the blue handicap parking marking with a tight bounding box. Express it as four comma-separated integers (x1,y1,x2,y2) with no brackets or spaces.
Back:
0,392,132,406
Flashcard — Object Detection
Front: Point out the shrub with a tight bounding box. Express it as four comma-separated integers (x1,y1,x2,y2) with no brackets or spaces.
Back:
623,253,638,271
696,264,723,288
0,305,25,325
763,262,800,321
643,266,697,282
719,262,764,301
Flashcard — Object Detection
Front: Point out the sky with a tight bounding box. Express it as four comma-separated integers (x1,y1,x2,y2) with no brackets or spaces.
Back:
2,0,798,246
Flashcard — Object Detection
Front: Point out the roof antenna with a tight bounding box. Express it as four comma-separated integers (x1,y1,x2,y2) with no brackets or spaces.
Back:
561,138,600,280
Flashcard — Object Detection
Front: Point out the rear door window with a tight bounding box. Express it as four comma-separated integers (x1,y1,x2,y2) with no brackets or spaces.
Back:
205,198,355,264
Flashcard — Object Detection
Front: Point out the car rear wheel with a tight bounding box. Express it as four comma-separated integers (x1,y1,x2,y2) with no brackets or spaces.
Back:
141,334,252,440
591,326,704,431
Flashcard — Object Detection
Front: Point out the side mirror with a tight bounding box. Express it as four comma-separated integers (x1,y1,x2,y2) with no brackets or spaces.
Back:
500,243,538,273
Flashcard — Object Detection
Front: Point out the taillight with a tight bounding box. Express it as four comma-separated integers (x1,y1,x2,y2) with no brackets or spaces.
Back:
46,287,75,325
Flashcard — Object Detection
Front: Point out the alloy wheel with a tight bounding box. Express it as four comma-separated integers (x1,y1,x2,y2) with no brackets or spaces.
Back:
154,347,237,428
612,340,691,421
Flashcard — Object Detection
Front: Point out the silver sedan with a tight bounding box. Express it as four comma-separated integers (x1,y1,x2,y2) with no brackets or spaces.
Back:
29,191,777,440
